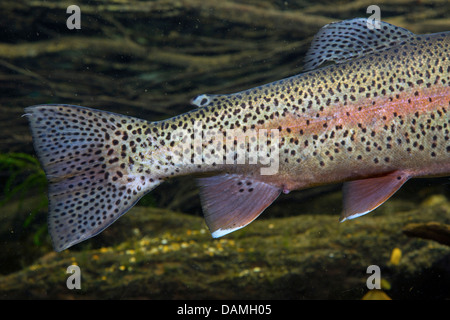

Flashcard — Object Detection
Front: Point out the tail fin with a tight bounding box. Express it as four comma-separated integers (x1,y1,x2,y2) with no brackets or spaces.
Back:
25,105,161,251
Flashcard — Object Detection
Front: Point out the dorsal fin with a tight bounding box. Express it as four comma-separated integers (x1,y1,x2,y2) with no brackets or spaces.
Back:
303,18,414,71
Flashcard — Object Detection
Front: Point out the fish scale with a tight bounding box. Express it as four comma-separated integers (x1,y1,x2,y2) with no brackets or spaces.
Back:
25,18,449,251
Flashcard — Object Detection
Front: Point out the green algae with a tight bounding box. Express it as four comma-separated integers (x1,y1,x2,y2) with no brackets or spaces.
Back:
1,193,449,299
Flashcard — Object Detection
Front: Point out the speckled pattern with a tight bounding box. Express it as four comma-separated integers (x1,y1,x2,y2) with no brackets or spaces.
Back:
26,21,449,251
166,30,450,190
303,18,415,71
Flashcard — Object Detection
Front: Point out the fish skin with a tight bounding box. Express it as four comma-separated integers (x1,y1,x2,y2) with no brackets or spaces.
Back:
25,19,450,251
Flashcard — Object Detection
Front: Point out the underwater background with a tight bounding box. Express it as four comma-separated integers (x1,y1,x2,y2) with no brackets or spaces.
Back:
0,0,449,299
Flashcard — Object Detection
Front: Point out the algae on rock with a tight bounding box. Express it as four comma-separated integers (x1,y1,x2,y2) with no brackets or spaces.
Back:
1,194,449,299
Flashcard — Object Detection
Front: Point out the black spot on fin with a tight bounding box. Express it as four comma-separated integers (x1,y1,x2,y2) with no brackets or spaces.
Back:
190,93,238,108
303,18,414,71
25,105,162,251
197,174,281,237
340,171,410,222
191,94,213,107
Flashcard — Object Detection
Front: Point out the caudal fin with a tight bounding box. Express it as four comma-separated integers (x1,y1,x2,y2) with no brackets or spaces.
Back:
25,105,161,251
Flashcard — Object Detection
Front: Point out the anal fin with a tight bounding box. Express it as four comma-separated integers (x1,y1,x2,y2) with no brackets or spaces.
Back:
197,174,281,237
340,171,410,222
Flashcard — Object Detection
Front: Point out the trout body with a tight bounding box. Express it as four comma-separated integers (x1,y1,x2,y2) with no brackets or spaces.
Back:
26,19,450,251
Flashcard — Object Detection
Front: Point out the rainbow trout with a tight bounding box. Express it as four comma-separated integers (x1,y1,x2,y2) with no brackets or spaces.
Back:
26,18,450,251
